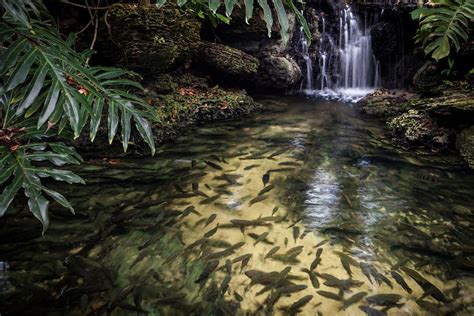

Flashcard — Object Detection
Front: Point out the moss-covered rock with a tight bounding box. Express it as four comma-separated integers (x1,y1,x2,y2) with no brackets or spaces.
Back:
258,56,302,89
199,42,259,80
98,3,200,74
387,110,452,152
456,126,474,168
413,61,444,96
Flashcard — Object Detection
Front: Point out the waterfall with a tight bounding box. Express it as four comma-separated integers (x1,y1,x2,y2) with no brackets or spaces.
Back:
305,5,380,102
300,20,313,92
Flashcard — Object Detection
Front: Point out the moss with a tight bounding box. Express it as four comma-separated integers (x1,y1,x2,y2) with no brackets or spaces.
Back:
98,3,200,74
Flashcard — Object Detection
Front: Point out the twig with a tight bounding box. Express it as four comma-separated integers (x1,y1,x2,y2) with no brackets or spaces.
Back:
85,9,99,65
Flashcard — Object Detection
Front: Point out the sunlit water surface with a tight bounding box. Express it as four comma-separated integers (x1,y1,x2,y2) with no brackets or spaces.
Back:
1,97,473,315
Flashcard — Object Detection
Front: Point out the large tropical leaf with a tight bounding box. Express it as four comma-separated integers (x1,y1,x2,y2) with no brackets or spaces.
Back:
412,0,473,61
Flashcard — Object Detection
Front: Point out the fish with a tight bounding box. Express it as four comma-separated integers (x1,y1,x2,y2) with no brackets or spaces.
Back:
359,305,387,316
377,273,393,288
286,294,313,314
210,154,222,162
340,292,367,310
155,293,187,304
194,190,209,198
200,194,221,205
416,299,440,315
301,268,320,289
271,206,279,215
204,248,235,261
265,291,282,312
249,232,271,245
256,267,292,295
192,182,199,191
278,284,308,295
360,262,374,284
191,160,196,169
204,224,219,238
129,249,151,269
268,148,287,158
366,293,403,306
323,278,364,291
195,260,219,284
249,195,268,205
204,160,223,170
205,214,217,227
310,256,322,271
258,184,275,196
244,164,260,170
220,275,231,295
401,267,446,302
262,172,270,186
317,290,343,301
240,254,252,272
232,253,252,265
390,270,412,293
292,226,300,242
265,246,280,259
314,239,329,248
278,161,301,166
234,291,243,302
185,238,208,251
315,248,323,258
258,216,285,222
340,255,352,277
225,259,232,274
180,206,199,218
245,270,280,286
230,219,272,227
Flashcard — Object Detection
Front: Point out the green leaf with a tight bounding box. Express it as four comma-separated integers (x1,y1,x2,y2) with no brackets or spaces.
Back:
16,63,47,116
177,0,188,6
108,101,119,144
432,36,450,61
38,81,60,128
0,170,22,217
6,48,37,91
90,97,104,142
225,0,238,16
257,0,274,37
286,0,310,45
209,0,221,14
24,185,49,234
42,187,75,214
272,0,289,43
36,168,85,184
134,114,155,155
0,38,28,73
120,105,132,152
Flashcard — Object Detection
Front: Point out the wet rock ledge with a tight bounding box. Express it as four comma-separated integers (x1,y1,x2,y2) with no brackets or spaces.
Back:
359,76,474,168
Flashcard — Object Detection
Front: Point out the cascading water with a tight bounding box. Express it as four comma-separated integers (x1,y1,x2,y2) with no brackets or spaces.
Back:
300,19,313,92
305,5,381,102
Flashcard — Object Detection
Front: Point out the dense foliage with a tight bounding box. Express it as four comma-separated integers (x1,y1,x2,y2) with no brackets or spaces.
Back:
412,0,473,62
0,0,310,233
0,0,155,233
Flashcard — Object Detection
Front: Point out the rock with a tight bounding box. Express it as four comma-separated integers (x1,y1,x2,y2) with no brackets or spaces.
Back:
456,126,474,168
358,89,417,118
413,61,444,95
199,42,259,80
387,110,452,152
97,3,200,74
258,55,302,89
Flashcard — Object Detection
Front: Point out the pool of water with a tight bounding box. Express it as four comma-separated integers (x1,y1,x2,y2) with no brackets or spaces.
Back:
1,97,473,315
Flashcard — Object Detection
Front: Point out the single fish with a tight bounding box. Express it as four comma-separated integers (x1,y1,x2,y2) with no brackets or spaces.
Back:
265,246,280,259
225,259,232,275
340,291,367,310
378,273,393,288
310,256,322,271
244,164,260,170
314,239,329,248
262,172,270,186
271,206,279,215
204,160,223,170
192,182,199,191
249,232,271,245
268,148,287,158
234,291,243,302
401,267,446,302
315,248,323,258
174,183,186,193
287,294,313,314
232,253,252,264
205,214,217,227
359,305,387,316
391,270,412,293
268,167,295,173
278,161,301,167
230,219,272,227
258,184,275,196
360,262,374,284
195,260,219,284
317,290,343,301
249,195,268,205
301,268,320,288
220,274,232,295
278,284,308,295
200,194,221,205
292,226,300,242
366,293,403,306
204,224,219,238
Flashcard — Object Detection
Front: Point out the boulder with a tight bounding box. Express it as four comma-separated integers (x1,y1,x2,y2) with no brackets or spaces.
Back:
199,42,259,80
258,55,302,89
97,3,200,74
413,61,444,95
456,126,474,169
387,109,452,152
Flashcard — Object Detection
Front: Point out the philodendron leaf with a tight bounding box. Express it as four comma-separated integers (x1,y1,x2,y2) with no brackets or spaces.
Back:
272,0,289,43
24,185,50,235
0,170,22,216
42,187,75,215
156,0,167,9
258,0,274,37
209,0,221,13
244,0,254,24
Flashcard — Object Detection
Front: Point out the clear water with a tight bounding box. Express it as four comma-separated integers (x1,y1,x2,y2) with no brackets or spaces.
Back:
1,97,473,315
